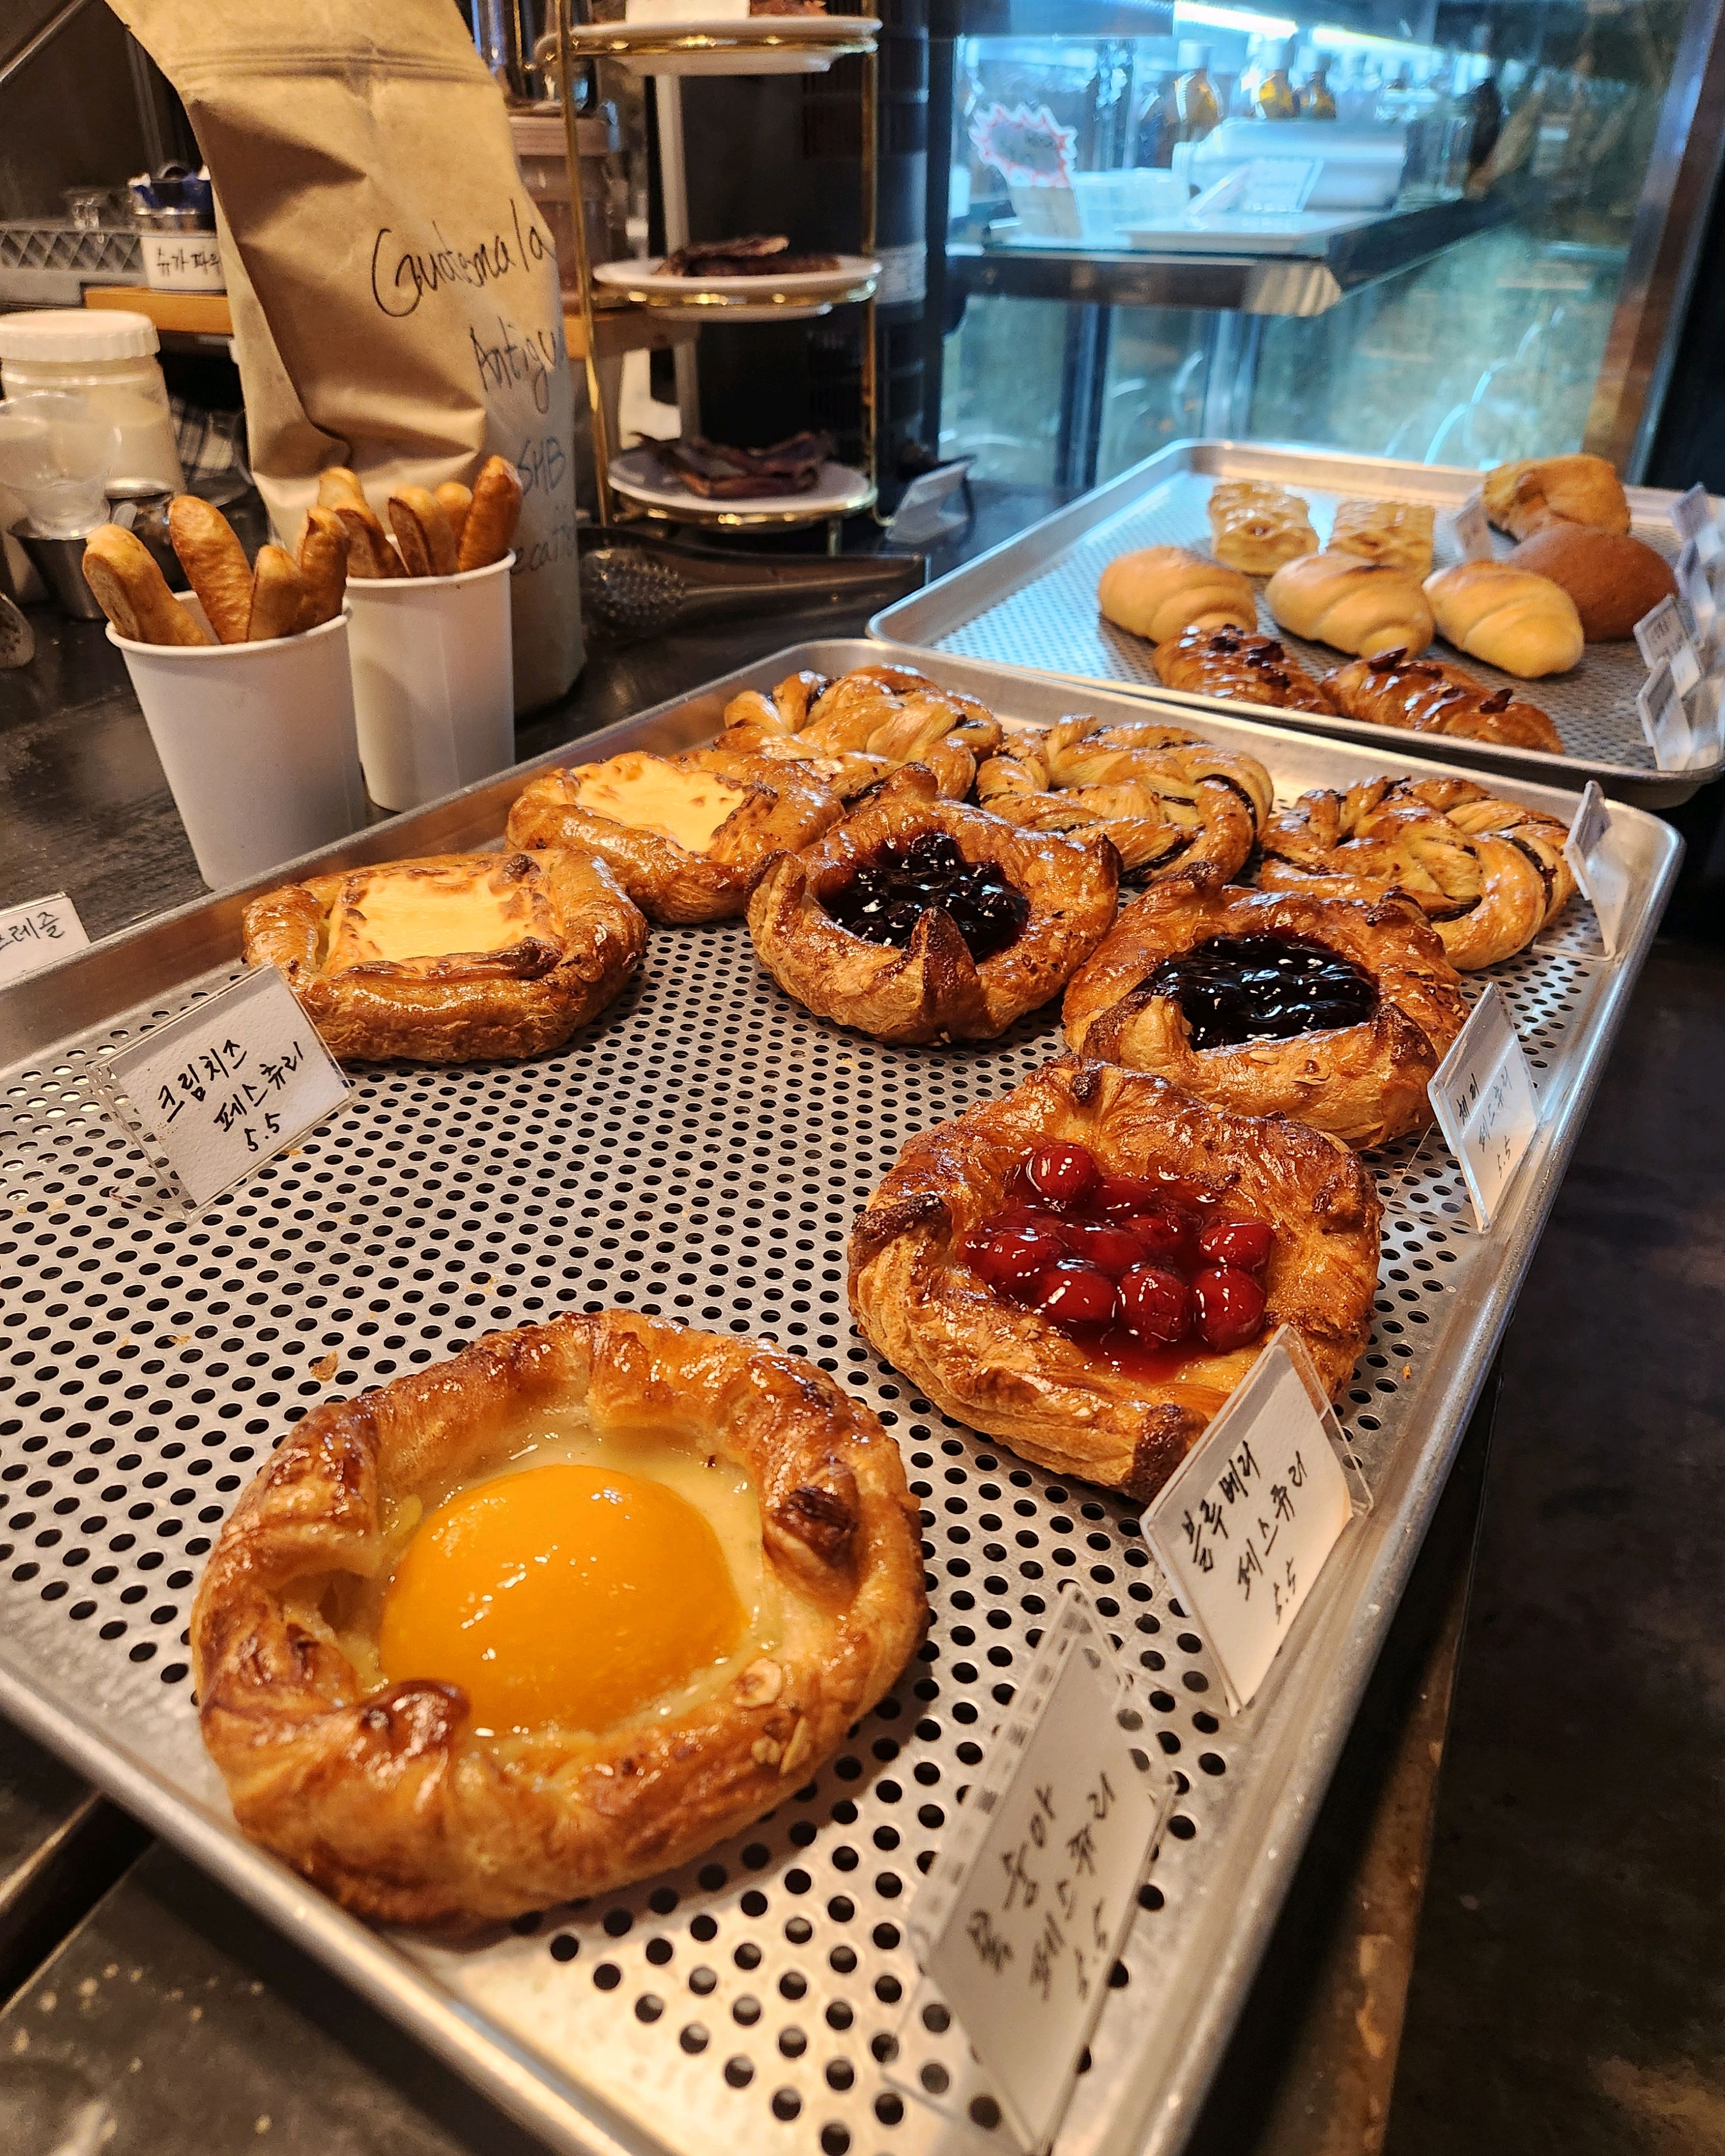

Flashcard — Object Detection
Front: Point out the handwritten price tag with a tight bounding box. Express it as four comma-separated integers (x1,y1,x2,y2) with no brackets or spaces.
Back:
1676,537,1718,645
0,892,89,988
1140,1332,1356,1717
901,1586,1169,2153
1236,155,1321,214
1452,493,1493,562
1428,983,1539,1231
97,966,349,1211
1562,781,1635,957
1669,482,1720,562
1638,658,1695,769
1635,596,1701,696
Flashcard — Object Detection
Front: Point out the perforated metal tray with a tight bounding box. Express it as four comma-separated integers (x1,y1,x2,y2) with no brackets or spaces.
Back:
0,642,1680,2156
870,441,1722,807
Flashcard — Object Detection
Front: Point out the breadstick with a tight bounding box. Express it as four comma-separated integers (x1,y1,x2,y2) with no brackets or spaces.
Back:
81,525,211,647
457,455,523,571
434,481,472,558
167,494,253,645
316,466,369,512
334,501,403,579
247,545,309,642
388,486,458,578
296,505,350,629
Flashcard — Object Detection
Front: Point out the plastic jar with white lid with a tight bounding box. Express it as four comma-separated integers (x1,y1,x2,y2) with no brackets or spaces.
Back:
0,309,185,490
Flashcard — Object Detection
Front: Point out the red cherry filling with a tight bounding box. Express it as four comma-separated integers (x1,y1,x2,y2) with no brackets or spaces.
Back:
963,1139,1274,1363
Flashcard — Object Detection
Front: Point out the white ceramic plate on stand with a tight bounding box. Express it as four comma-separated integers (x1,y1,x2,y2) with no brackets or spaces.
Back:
594,254,879,304
609,446,875,521
568,18,880,74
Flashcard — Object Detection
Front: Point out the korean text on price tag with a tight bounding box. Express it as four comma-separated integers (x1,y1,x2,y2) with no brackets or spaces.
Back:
1562,781,1635,957
1669,481,1721,562
1141,1332,1357,1717
1451,492,1494,562
99,966,350,1210
1638,658,1695,769
1675,537,1718,643
1428,982,1539,1231
0,892,89,988
907,1587,1168,2153
1635,596,1701,696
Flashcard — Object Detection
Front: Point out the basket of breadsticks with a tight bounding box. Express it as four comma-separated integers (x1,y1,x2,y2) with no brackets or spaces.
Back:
320,459,525,812
80,494,366,889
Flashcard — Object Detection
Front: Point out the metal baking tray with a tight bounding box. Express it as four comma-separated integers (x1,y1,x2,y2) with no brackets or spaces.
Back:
0,641,1680,2156
869,440,1722,807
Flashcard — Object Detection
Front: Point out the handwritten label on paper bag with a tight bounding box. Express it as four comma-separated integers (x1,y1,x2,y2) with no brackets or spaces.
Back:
1676,538,1718,643
1141,1334,1354,1717
1635,596,1701,696
1669,482,1721,562
102,967,349,1210
1562,782,1635,958
0,893,89,988
1638,659,1694,770
1451,494,1493,562
1428,983,1539,1232
914,1589,1166,2154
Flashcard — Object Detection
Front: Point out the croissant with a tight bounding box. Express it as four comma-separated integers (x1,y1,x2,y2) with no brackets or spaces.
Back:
1208,480,1318,573
1097,545,1256,643
1329,497,1435,577
1423,561,1584,678
1324,651,1564,753
1482,454,1630,542
1265,550,1434,658
1153,624,1337,713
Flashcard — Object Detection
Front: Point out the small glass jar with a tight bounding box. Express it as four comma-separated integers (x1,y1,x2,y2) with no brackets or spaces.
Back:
0,309,183,491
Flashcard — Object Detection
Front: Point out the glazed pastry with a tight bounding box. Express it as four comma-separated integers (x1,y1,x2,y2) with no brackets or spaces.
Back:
507,747,844,923
243,850,646,1062
975,715,1272,883
849,1055,1381,1497
1207,479,1319,573
1095,545,1256,643
1265,550,1435,658
1329,497,1435,577
1505,525,1677,642
1324,651,1565,753
718,663,1003,801
1255,777,1573,969
746,764,1117,1045
1482,454,1630,542
1063,879,1466,1149
1153,624,1337,714
191,1311,925,1926
1424,560,1585,678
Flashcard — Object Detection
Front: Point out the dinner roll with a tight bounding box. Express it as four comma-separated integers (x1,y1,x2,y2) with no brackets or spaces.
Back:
1505,525,1677,642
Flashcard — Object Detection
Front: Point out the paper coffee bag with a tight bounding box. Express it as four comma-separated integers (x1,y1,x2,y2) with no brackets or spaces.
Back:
108,0,582,712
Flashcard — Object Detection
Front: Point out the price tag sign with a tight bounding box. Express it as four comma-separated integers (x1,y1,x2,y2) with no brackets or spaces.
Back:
901,1586,1170,2154
1141,1331,1358,1717
1669,482,1721,563
1428,983,1539,1231
1675,537,1718,643
1638,658,1695,769
1452,493,1493,562
1236,155,1321,214
1634,596,1701,696
0,892,89,987
97,965,350,1211
1562,782,1635,958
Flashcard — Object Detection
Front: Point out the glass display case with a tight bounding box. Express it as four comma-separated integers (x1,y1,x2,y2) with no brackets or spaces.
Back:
934,0,1720,485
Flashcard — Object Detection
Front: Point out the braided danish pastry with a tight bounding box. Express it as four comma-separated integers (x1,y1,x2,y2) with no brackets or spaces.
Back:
718,664,1002,801
975,716,1272,883
1153,624,1337,713
1323,651,1565,753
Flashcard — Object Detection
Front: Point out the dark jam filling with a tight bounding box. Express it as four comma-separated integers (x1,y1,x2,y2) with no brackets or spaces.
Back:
825,831,1030,964
1148,933,1377,1052
961,1141,1274,1378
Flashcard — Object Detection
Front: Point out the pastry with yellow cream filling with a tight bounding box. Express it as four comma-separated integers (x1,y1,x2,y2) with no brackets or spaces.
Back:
242,849,646,1063
508,746,844,923
190,1311,926,1926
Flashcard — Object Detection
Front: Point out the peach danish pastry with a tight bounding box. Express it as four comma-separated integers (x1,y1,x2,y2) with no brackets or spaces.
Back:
191,1312,925,1927
850,1057,1381,1497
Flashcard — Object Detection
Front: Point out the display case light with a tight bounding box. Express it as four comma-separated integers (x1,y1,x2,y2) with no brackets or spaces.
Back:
1171,3,1298,35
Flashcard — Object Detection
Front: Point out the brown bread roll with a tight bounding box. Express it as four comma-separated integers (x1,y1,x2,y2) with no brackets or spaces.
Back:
1505,524,1677,642
1264,550,1434,658
1423,559,1585,677
1096,545,1256,643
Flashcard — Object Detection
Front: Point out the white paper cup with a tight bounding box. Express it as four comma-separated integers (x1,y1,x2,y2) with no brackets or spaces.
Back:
344,553,516,812
109,603,366,889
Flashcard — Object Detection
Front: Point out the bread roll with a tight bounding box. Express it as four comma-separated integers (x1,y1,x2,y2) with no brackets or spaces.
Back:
1329,497,1435,576
1096,545,1256,644
1207,480,1318,573
1264,550,1434,658
1424,559,1584,677
1505,525,1677,642
1482,454,1630,541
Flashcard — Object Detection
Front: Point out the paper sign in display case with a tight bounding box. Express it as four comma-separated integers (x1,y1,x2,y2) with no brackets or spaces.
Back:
0,642,1678,2156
